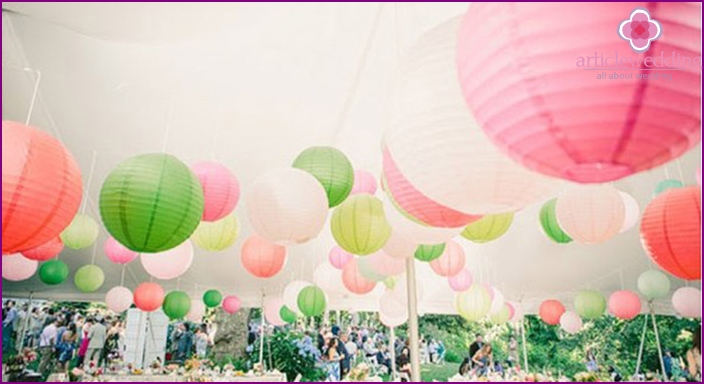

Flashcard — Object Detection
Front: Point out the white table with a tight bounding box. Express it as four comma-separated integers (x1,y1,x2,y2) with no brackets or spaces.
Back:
47,372,286,382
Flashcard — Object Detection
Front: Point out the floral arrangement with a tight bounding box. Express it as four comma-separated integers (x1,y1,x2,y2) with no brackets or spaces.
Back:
21,348,37,364
69,368,85,382
348,363,370,382
165,364,180,375
574,371,600,382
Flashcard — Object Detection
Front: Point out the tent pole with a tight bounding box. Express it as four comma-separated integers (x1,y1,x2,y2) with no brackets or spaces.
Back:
634,312,649,377
520,319,529,372
390,326,397,380
405,257,421,382
259,302,266,369
649,304,668,381
336,310,341,326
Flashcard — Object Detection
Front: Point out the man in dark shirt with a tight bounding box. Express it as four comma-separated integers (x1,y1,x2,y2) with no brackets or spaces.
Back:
468,334,484,367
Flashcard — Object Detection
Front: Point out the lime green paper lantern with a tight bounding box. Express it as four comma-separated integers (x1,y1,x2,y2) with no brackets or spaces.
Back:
39,260,69,285
280,305,298,324
490,304,511,324
74,264,105,293
202,289,223,308
414,243,446,262
293,146,354,207
99,154,204,253
331,195,391,255
191,214,239,252
162,290,192,320
297,286,327,317
574,290,606,320
539,198,572,244
654,179,684,196
455,284,491,322
60,214,99,250
461,212,513,243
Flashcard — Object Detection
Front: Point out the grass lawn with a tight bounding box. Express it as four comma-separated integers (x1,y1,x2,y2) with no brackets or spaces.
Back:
421,362,460,382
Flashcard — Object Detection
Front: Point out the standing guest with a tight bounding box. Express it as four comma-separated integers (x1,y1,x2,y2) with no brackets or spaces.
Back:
686,326,701,381
663,349,674,379
77,317,93,367
14,303,28,350
428,338,438,363
344,333,358,359
2,300,18,352
30,308,46,348
363,336,379,357
86,316,107,366
507,336,519,369
38,318,61,376
325,337,343,381
471,344,494,377
585,349,598,372
58,323,79,370
332,324,341,337
336,336,350,378
104,320,121,365
195,325,209,359
468,334,484,369
376,344,392,372
175,323,193,362
397,347,412,382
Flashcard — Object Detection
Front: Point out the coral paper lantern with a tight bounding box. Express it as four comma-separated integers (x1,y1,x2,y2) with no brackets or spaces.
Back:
202,289,223,308
414,243,445,262
455,284,491,322
539,300,565,325
74,265,105,293
222,295,241,314
574,290,606,320
351,170,377,195
2,254,38,281
342,259,377,295
60,214,99,250
560,311,583,334
539,199,572,244
448,268,473,292
186,300,206,322
297,286,327,317
140,240,194,280
283,280,311,314
2,121,83,254
608,290,642,320
556,185,625,244
100,153,204,253
457,2,702,183
133,282,165,312
241,235,287,278
105,286,133,313
293,146,354,208
461,213,513,243
104,237,138,264
191,161,240,222
329,246,353,269
671,287,701,318
162,290,192,319
38,260,69,285
619,192,640,233
637,270,671,300
331,194,391,255
22,237,64,261
191,214,239,252
264,297,286,327
640,186,701,280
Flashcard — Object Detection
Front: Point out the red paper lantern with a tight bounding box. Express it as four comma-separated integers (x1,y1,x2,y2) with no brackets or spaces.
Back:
539,299,565,325
133,282,165,312
342,259,377,295
240,235,287,278
2,121,83,254
640,186,701,280
21,237,64,261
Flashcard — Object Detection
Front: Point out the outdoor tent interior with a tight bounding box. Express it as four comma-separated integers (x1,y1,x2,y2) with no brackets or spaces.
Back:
2,2,701,318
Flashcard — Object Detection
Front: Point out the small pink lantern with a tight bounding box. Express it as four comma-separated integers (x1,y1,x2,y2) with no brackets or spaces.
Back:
222,295,241,314
191,161,240,222
448,268,473,292
608,290,641,320
351,170,377,195
241,235,287,278
22,237,64,261
140,240,194,280
367,251,406,276
672,287,701,318
2,254,38,281
560,311,583,334
264,297,286,326
104,237,138,264
105,286,133,313
505,302,516,321
430,241,465,277
329,246,354,269
342,259,377,295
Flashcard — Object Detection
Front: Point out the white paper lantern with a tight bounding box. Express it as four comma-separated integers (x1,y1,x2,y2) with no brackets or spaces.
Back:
264,296,286,326
2,254,38,281
283,280,311,314
314,263,344,295
560,311,583,334
186,300,206,322
382,197,463,245
556,185,625,244
619,191,640,233
637,270,671,301
140,240,194,280
672,287,701,318
105,286,133,313
489,288,506,315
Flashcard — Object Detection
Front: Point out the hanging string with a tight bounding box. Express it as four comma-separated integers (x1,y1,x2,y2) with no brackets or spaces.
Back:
177,277,181,290
120,265,126,287
25,69,42,125
81,150,98,214
663,165,671,179
619,270,625,290
162,97,176,153
91,241,98,264
675,159,685,182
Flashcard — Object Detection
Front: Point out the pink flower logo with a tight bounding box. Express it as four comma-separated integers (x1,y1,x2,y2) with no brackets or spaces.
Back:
619,8,661,52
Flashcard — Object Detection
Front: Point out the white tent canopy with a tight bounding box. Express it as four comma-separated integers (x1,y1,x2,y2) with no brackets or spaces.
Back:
2,3,700,315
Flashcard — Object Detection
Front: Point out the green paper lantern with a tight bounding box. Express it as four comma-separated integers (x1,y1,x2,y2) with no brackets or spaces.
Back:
331,195,391,255
60,214,99,250
455,284,491,322
414,243,446,262
297,286,327,317
162,290,192,320
637,270,671,300
293,146,354,207
489,304,511,324
539,198,573,244
191,214,239,252
461,212,513,243
74,264,105,293
39,260,69,285
100,153,204,253
654,179,684,196
280,305,297,324
202,289,223,308
574,290,606,320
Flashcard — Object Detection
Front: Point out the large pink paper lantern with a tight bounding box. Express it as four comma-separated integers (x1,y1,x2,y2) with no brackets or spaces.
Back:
22,237,64,261
351,170,377,195
104,237,139,264
264,297,286,326
342,259,377,295
367,251,406,277
429,240,466,277
187,300,206,322
222,295,241,314
539,300,565,325
448,268,473,292
457,3,702,183
329,246,354,269
133,282,165,312
2,254,38,281
608,290,641,320
105,286,133,313
140,240,194,280
241,235,287,278
560,311,583,334
191,161,240,222
556,185,625,244
672,287,701,318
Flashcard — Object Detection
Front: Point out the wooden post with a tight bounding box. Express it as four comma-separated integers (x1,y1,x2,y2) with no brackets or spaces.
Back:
405,257,421,381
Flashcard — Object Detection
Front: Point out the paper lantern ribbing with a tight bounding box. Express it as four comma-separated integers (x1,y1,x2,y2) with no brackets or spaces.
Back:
619,192,640,233
560,311,583,334
297,286,327,317
342,259,377,295
38,260,69,285
202,289,222,308
640,187,701,280
60,214,99,250
461,213,513,243
74,265,105,293
280,306,297,324
105,286,133,313
246,168,328,245
457,3,702,183
283,280,311,314
331,195,391,255
100,153,204,253
222,295,241,314
556,185,625,244
383,196,464,245
186,300,206,322
574,290,606,320
140,240,194,280
191,161,240,222
455,284,491,321
448,269,473,292
414,243,445,262
2,121,83,254
608,290,641,320
293,146,354,208
104,237,138,264
2,254,38,281
671,287,701,318
539,300,565,325
329,246,353,269
264,297,286,327
22,237,64,261
429,241,465,277
191,214,239,252
490,304,512,324
637,270,671,301
162,291,192,319
133,282,165,312
654,179,684,196
241,235,287,278
351,170,377,195
539,199,572,244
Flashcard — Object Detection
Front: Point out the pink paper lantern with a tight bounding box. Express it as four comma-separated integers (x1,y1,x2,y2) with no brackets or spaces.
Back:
448,268,473,292
329,246,354,269
222,295,241,314
505,302,516,321
430,241,466,277
2,254,38,281
191,161,240,222
105,286,133,313
21,237,64,261
264,297,286,326
560,311,583,334
608,290,642,320
104,237,139,264
351,170,377,195
140,240,194,280
672,287,701,318
241,235,287,278
556,185,625,244
367,251,406,277
133,282,165,312
342,259,377,295
457,3,702,183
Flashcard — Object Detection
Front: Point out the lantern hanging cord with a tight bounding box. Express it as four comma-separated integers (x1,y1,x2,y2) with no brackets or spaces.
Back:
91,241,97,264
120,265,126,286
24,68,41,126
81,150,98,214
619,270,625,290
675,159,685,182
664,165,670,179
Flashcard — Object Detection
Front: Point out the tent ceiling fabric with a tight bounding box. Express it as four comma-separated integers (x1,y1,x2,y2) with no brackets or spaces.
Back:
1,3,700,315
